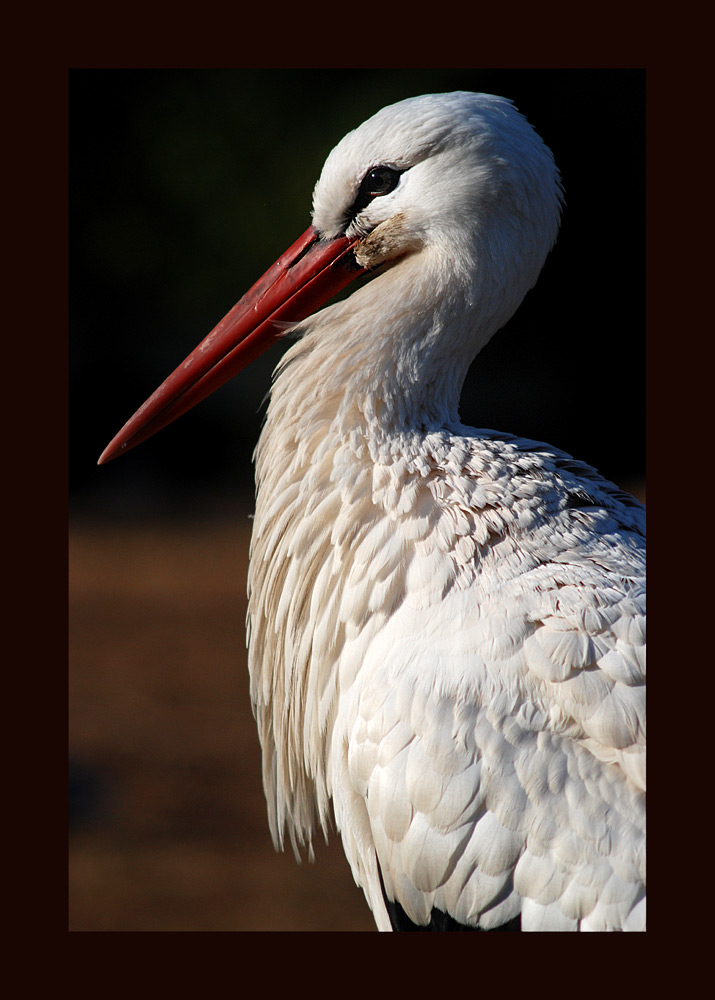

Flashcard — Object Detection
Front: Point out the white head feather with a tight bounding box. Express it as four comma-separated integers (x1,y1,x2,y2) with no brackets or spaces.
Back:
276,92,565,433
313,92,562,287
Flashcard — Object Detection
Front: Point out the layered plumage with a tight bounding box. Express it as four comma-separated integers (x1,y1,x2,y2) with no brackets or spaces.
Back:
102,91,645,931
246,93,645,931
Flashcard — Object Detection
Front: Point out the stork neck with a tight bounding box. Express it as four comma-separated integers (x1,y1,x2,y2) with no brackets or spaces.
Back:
272,255,501,448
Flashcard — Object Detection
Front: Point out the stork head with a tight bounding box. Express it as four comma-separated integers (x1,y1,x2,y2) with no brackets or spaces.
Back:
312,92,562,282
99,92,563,465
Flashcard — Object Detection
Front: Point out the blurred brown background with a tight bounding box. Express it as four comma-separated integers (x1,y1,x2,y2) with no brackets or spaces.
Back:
69,514,376,930
69,69,644,931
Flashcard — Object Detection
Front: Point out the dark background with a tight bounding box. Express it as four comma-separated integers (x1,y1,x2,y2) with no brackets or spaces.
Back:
69,69,645,932
71,68,644,518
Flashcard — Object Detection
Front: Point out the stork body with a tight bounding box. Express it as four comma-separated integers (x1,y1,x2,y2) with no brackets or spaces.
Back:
101,92,645,931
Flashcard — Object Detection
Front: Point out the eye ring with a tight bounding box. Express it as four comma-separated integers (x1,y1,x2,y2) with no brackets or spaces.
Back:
344,165,404,230
363,166,402,199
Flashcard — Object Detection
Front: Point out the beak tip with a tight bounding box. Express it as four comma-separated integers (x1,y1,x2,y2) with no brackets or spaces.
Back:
97,440,122,466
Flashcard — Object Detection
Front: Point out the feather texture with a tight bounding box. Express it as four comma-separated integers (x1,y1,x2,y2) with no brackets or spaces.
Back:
243,93,645,930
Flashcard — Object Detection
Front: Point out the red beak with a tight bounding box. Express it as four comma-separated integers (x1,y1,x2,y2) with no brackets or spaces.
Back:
98,225,368,465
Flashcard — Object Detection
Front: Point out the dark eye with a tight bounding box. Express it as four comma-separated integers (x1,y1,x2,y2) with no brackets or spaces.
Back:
344,165,403,229
363,166,401,198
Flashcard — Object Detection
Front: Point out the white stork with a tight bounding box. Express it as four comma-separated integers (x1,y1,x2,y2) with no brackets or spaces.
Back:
99,92,646,932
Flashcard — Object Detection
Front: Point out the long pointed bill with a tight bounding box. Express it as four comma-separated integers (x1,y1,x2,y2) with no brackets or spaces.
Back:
98,225,368,465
